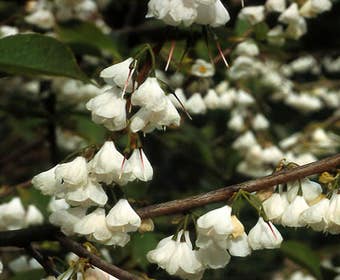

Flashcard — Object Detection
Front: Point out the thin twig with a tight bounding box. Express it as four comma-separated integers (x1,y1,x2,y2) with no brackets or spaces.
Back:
26,244,60,277
136,153,340,218
55,233,142,280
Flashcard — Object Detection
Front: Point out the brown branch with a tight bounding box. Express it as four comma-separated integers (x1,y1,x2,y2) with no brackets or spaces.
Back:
136,153,340,218
55,233,142,280
25,244,60,277
0,179,32,199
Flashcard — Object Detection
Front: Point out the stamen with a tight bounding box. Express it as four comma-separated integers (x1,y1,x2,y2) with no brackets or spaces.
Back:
165,40,176,72
119,157,126,179
266,221,277,240
215,40,229,68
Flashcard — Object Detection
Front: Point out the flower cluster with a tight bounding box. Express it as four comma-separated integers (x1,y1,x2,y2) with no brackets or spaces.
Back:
239,0,332,40
147,205,283,279
0,197,43,231
32,140,154,246
262,178,340,234
146,0,230,27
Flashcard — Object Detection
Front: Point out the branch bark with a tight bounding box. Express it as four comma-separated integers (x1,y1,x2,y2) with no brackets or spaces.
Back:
137,153,340,218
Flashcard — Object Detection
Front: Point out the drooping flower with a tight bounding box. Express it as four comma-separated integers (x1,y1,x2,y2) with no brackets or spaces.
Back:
86,87,127,131
131,77,167,112
31,166,59,195
100,57,136,92
186,93,207,114
265,0,286,13
327,192,340,234
248,217,283,250
238,6,265,25
147,230,204,279
106,199,141,233
25,205,44,226
281,195,309,227
226,232,252,257
299,198,329,232
73,208,113,244
54,156,88,189
128,149,153,182
49,207,87,236
204,89,220,109
263,192,289,223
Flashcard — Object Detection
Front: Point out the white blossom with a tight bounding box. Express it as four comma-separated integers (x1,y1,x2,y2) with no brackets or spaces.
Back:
248,217,283,249
226,232,252,257
100,57,135,92
132,77,167,112
0,198,26,230
197,241,230,269
252,113,269,130
265,0,286,13
55,156,88,189
25,205,44,226
25,9,55,29
300,0,332,18
191,59,215,77
49,207,87,236
147,230,204,279
74,208,113,244
186,93,207,114
327,192,340,234
106,199,141,233
235,40,259,57
195,0,230,27
281,196,309,227
238,6,265,25
204,89,220,109
263,193,289,223
31,166,59,195
300,198,330,231
128,149,153,182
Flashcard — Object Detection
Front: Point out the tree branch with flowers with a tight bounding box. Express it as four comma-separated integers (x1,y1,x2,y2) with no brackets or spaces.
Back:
0,0,339,280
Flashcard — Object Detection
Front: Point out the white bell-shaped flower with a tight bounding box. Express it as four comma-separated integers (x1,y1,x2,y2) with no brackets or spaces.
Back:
226,232,252,257
281,196,309,227
147,230,204,279
197,240,231,269
252,113,269,130
166,0,198,27
286,17,307,40
299,198,330,232
195,0,230,27
235,40,259,57
265,0,286,13
169,89,187,109
106,199,141,232
228,114,244,132
204,89,220,109
197,205,233,236
186,93,207,115
74,208,113,243
25,205,44,226
146,0,171,20
219,90,235,109
132,77,167,112
55,156,88,188
89,141,122,183
235,90,255,106
25,9,55,29
65,179,108,207
279,3,300,24
238,6,265,25
48,197,70,212
263,193,289,223
0,197,26,230
300,0,332,18
130,108,153,133
248,217,283,250
150,95,181,127
128,149,153,182
49,207,87,236
86,88,127,131
287,179,322,204
327,192,340,234
232,131,258,151
100,57,135,92
31,165,59,195
191,59,215,77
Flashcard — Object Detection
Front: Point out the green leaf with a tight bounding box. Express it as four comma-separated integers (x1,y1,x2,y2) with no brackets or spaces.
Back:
56,20,121,59
0,34,89,82
281,240,322,279
254,22,270,41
